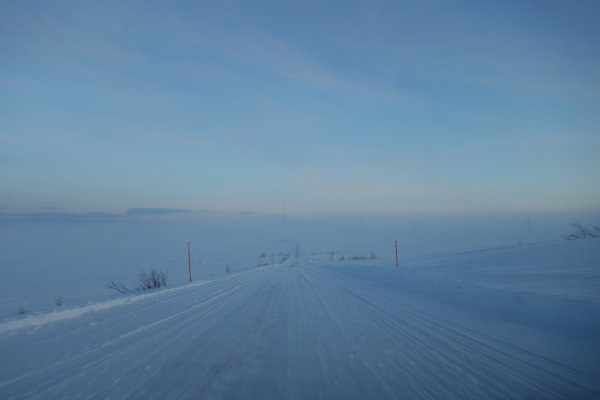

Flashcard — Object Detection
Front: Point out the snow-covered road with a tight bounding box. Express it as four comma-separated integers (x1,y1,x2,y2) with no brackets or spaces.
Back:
1,259,599,399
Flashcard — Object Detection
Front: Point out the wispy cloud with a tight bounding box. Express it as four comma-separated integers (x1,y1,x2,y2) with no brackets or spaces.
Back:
0,208,212,221
164,16,407,103
125,208,192,216
86,212,122,218
0,211,122,221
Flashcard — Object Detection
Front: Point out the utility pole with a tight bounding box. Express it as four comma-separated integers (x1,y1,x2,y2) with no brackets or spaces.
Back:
188,242,192,282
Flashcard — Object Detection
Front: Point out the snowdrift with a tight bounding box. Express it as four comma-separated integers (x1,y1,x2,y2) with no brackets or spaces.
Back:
323,240,600,340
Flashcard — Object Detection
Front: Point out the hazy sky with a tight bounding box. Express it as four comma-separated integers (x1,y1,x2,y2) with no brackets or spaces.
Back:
1,0,599,217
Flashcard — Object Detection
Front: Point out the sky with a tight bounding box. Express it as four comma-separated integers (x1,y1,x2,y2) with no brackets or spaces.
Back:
1,0,599,218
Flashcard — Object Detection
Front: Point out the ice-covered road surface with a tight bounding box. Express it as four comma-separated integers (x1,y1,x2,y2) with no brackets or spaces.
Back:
1,259,599,399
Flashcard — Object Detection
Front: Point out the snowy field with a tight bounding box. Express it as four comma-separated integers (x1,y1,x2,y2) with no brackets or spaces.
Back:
1,214,593,320
405,240,600,303
0,219,297,320
0,226,599,399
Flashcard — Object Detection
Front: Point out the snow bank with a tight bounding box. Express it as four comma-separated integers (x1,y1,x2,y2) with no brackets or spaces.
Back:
397,269,600,339
323,240,600,340
0,280,209,335
406,239,600,303
0,258,294,335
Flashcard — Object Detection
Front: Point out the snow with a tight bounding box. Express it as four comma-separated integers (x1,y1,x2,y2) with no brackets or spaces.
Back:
404,239,600,303
0,280,209,335
1,238,599,399
0,219,294,320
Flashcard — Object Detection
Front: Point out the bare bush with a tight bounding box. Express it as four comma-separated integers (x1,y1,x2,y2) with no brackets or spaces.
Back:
564,222,600,240
105,281,132,294
258,252,266,267
105,269,169,294
279,252,290,263
350,252,377,261
137,269,169,290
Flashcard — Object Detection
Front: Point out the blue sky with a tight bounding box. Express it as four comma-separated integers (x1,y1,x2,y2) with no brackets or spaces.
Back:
1,0,599,217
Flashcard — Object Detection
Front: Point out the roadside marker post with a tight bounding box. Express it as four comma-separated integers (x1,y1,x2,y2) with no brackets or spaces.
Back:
395,240,398,267
188,242,192,282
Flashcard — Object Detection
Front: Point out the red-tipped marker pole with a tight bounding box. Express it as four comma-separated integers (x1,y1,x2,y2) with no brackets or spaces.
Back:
188,242,192,282
395,240,398,267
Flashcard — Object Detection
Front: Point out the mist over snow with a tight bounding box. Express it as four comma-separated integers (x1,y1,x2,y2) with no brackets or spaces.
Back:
1,209,598,320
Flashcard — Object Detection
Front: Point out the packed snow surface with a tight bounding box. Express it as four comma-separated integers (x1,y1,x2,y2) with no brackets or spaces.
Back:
1,241,599,399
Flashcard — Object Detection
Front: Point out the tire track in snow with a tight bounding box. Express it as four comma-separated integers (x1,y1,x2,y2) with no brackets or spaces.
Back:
0,269,271,397
1,261,599,399
301,264,600,399
322,264,600,382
